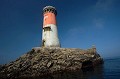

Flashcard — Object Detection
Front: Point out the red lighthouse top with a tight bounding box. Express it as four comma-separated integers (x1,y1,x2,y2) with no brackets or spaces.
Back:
43,6,57,26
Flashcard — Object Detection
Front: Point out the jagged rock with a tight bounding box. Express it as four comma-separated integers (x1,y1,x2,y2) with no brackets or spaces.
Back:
0,47,103,79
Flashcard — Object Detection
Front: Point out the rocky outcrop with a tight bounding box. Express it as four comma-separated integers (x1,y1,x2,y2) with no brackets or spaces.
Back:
0,47,103,79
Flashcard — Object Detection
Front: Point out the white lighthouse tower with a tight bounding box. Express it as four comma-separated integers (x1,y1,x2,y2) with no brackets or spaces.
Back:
42,6,60,47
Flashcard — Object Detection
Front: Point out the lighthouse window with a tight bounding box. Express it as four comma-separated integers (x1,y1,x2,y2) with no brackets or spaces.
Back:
44,27,51,32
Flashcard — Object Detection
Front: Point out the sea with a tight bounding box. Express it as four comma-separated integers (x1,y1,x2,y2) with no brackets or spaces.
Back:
40,57,120,79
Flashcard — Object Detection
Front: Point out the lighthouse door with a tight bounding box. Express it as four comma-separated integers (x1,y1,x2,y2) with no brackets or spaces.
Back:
42,39,45,47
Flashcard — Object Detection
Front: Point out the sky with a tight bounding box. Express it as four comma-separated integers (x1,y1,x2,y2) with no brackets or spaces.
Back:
0,0,120,64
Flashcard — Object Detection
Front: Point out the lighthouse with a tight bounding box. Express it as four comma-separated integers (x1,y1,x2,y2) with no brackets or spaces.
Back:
42,6,60,47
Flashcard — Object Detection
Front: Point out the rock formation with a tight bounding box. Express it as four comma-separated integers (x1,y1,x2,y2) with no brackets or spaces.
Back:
0,47,103,79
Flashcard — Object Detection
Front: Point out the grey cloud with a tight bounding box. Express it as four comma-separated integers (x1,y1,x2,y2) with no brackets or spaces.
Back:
93,18,104,29
95,0,116,10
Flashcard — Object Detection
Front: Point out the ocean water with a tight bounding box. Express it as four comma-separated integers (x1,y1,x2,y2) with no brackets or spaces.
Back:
103,57,120,79
40,57,120,79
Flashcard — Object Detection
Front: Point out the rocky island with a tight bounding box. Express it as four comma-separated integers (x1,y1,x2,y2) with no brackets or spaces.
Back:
0,47,103,79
